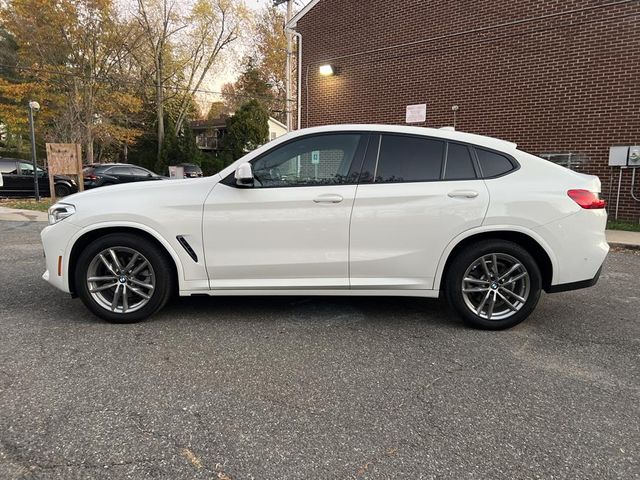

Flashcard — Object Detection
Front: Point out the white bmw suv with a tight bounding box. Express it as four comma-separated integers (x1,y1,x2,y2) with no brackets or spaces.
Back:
41,125,608,329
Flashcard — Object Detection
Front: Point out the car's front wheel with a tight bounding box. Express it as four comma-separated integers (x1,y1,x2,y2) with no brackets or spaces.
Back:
74,233,174,323
445,239,542,330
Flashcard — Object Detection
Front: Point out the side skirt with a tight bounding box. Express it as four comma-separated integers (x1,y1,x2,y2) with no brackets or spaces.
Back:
181,289,440,298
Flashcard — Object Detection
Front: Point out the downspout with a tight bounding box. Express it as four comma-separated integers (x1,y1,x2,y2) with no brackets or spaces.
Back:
285,30,292,131
286,28,303,131
631,167,640,202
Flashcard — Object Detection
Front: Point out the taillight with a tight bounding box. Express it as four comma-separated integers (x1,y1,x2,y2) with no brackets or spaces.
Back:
84,174,97,181
567,189,606,209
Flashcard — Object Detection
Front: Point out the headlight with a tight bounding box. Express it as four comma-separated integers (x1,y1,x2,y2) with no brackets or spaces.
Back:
48,203,76,225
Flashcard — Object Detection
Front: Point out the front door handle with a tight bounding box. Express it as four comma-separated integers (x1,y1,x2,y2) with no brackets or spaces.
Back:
313,194,344,204
448,190,479,199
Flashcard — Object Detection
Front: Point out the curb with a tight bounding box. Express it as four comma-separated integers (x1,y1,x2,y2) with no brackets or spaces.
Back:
608,242,640,251
0,207,48,222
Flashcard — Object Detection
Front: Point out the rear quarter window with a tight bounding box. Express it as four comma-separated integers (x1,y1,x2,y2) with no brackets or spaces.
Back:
475,148,516,178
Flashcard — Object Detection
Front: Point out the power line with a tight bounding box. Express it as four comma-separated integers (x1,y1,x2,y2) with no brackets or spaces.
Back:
335,11,639,71
311,0,638,65
0,63,282,102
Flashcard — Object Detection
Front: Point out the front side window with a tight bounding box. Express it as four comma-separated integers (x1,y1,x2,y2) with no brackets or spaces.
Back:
131,167,151,176
251,134,362,188
476,148,515,178
19,162,44,175
375,135,444,183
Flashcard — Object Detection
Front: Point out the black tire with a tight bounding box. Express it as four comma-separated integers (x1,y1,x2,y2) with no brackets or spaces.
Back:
55,183,71,197
445,239,542,330
74,233,175,323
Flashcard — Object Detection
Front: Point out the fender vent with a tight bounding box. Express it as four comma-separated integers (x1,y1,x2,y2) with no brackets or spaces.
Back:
176,235,198,263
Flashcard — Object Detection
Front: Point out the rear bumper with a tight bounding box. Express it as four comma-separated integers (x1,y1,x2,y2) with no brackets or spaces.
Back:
545,264,603,293
533,209,609,287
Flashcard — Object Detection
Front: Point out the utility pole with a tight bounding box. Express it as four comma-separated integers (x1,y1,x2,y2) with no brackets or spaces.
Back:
28,101,41,201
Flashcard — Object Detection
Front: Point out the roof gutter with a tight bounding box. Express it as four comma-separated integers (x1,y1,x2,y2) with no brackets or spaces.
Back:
284,0,320,30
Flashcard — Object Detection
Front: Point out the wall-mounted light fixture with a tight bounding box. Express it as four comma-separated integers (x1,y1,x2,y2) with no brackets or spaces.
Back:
319,64,335,76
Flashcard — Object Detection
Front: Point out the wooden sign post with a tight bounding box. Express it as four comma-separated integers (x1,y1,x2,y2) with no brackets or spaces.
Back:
45,143,83,202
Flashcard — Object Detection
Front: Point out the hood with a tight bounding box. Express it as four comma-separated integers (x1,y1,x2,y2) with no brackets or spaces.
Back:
59,174,222,230
61,175,219,207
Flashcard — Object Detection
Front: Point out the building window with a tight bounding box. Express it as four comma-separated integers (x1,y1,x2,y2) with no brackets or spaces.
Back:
539,153,584,171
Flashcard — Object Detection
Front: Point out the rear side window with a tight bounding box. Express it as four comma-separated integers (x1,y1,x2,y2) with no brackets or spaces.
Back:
106,166,132,175
375,135,444,183
0,161,17,174
476,148,515,178
444,143,476,180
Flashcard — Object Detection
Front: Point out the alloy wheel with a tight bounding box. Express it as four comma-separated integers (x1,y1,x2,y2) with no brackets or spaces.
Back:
461,253,530,321
86,247,155,314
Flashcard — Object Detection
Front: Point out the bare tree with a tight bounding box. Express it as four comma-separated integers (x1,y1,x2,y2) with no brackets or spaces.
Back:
133,0,245,164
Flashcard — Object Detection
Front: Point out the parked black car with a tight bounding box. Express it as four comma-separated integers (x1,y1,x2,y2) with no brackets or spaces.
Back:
177,163,203,178
83,163,166,189
0,157,78,197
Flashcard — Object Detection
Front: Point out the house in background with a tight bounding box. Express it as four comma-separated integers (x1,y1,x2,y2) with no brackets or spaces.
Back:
286,0,640,221
267,117,288,141
190,117,227,152
191,116,288,153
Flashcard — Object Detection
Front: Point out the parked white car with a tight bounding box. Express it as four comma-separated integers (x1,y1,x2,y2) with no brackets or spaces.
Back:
41,125,608,329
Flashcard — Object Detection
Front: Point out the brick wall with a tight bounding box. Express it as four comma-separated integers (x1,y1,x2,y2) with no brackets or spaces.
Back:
295,0,640,221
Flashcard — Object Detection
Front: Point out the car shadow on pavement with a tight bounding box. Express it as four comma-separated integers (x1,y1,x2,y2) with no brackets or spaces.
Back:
157,295,461,329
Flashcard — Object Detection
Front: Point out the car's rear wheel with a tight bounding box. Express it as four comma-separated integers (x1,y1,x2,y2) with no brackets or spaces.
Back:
74,233,174,323
445,239,542,330
55,184,71,197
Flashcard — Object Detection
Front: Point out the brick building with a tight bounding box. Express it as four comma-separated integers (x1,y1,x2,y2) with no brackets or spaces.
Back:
287,0,640,221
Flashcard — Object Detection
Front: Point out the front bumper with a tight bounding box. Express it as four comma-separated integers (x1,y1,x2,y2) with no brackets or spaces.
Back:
41,220,81,294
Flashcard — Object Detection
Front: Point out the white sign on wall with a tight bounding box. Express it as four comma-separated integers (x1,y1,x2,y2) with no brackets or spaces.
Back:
406,104,427,124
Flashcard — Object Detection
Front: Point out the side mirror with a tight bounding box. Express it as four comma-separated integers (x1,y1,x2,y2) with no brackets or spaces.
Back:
235,163,254,187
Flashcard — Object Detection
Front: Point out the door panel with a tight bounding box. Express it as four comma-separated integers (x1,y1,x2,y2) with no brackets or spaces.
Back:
106,166,134,183
0,161,19,194
350,133,490,290
350,180,489,289
203,183,357,289
202,132,368,290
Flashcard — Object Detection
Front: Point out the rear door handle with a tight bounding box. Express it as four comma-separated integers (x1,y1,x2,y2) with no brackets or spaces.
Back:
313,194,344,204
448,190,479,199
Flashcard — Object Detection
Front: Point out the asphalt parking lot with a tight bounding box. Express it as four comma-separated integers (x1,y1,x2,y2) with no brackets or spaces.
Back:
0,220,638,479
